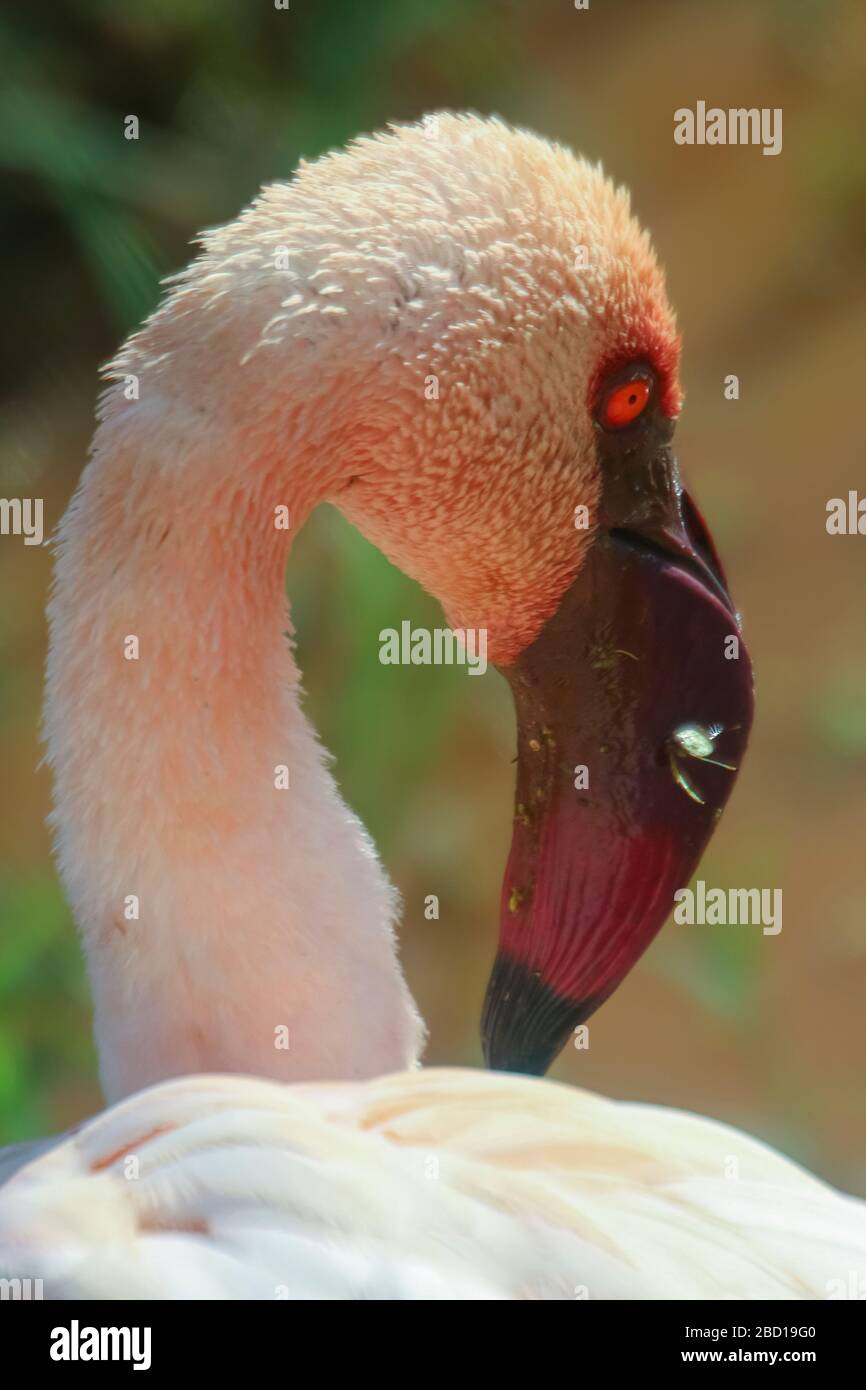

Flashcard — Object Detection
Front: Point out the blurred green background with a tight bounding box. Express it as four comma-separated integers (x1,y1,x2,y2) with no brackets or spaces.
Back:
1,0,865,1192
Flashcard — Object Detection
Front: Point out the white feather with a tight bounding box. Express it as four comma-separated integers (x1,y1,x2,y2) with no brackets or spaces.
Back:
2,1070,864,1299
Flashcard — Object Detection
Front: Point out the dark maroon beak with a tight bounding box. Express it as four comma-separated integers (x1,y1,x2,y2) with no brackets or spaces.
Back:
482,427,754,1075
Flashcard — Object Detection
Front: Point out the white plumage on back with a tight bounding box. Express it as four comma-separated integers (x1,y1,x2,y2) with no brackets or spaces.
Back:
2,1069,864,1300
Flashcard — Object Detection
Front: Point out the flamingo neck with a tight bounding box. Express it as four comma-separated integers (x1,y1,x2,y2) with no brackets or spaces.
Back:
45,393,424,1102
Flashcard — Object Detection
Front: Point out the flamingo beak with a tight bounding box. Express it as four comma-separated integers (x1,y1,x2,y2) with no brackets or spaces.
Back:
482,434,754,1076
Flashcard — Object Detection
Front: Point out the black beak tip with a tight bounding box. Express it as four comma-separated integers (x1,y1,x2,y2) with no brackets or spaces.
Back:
481,954,590,1077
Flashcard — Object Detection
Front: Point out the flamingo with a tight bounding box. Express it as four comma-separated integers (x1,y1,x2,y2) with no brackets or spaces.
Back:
1,112,864,1300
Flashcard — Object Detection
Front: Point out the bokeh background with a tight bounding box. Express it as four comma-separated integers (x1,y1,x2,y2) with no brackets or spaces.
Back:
1,0,865,1193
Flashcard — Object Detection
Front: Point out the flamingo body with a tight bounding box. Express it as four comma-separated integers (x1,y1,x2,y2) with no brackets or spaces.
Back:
2,1070,865,1299
3,113,863,1300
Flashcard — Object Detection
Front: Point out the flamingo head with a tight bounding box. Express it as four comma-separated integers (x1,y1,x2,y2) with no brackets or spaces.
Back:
148,114,753,1076
360,120,756,1076
324,116,753,1075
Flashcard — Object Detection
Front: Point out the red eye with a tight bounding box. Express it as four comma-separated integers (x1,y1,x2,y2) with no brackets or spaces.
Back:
602,377,651,429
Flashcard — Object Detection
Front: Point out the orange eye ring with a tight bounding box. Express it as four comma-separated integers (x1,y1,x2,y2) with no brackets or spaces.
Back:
601,377,651,429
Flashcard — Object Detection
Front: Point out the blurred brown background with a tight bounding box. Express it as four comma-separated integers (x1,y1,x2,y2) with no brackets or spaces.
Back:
1,0,865,1193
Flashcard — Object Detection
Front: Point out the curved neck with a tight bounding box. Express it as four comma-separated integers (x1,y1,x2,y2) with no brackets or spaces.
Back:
46,391,423,1101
